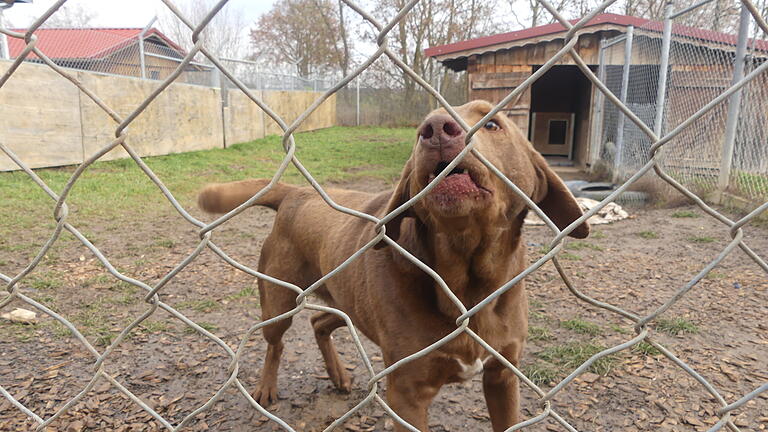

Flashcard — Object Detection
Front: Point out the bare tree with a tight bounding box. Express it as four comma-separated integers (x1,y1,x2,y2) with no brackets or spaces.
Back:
509,0,573,28
250,0,353,78
365,0,501,106
159,0,247,60
42,3,96,28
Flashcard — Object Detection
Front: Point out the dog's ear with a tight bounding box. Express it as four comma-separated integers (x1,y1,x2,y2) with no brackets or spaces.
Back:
530,152,589,238
374,159,414,250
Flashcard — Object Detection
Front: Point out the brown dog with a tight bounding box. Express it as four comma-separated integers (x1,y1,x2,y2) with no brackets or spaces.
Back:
198,100,588,431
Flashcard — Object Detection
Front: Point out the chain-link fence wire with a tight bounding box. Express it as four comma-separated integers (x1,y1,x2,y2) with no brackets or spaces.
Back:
1,0,767,431
335,65,469,127
597,4,768,204
218,58,335,92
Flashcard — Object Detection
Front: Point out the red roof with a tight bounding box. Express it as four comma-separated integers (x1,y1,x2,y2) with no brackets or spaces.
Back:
8,27,185,60
425,13,768,58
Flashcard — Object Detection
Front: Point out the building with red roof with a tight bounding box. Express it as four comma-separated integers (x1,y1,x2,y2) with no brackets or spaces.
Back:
7,27,208,81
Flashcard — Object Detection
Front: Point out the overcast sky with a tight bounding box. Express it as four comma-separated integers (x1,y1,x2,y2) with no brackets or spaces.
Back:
1,0,277,28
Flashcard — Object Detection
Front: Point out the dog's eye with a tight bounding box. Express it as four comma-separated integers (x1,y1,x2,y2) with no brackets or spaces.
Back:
484,120,500,131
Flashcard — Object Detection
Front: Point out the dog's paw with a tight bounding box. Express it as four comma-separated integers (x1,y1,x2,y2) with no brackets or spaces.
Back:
329,363,353,393
252,382,278,407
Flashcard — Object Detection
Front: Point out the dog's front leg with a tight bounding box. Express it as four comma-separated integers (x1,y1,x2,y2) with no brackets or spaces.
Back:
483,345,522,431
386,370,439,432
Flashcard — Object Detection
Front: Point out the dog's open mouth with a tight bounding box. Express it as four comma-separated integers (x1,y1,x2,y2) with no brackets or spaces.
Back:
427,161,491,200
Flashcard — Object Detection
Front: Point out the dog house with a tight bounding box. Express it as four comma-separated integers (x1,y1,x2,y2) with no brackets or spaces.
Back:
426,13,768,171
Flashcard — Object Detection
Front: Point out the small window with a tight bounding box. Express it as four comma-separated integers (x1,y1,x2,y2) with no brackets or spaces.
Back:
548,120,568,145
150,70,160,80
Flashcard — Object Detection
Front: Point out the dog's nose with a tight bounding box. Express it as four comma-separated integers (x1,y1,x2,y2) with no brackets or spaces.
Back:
419,114,464,145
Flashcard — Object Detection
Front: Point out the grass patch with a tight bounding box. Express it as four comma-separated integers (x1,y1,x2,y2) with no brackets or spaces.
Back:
559,252,581,261
153,239,176,249
705,270,727,279
537,342,617,376
638,231,658,239
656,317,699,335
671,210,699,218
561,319,602,336
24,272,63,291
226,286,258,302
590,230,606,240
632,341,662,357
177,299,220,312
0,127,413,231
566,241,604,252
185,322,218,334
528,326,553,342
8,322,39,342
521,363,559,386
140,320,170,333
71,303,116,346
609,324,631,335
688,236,716,244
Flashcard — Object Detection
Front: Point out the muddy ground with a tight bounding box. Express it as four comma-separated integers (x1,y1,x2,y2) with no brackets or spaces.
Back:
1,178,766,432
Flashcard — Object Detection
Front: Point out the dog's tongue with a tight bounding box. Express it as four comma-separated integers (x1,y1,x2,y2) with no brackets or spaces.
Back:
430,173,478,196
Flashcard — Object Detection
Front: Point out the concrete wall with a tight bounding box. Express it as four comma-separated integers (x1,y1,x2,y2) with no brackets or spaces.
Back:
0,60,336,171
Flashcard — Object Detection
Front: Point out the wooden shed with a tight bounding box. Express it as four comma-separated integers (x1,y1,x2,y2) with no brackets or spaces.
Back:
426,13,768,171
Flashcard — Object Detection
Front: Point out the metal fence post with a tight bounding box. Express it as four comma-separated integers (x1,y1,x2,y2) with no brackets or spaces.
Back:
612,25,634,184
717,4,751,199
356,76,361,126
588,39,607,167
138,16,157,79
653,1,674,137
0,8,9,60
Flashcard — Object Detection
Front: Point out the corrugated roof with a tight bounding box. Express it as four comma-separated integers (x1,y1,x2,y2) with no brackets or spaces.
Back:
425,13,768,58
8,27,185,60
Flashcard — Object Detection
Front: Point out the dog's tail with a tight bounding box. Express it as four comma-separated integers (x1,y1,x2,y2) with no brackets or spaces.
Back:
198,179,295,213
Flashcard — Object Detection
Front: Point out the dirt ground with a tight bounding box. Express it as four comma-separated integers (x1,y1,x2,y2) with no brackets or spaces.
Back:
1,177,766,432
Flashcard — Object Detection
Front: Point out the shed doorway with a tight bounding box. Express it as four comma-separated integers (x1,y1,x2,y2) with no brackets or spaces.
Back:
530,65,593,166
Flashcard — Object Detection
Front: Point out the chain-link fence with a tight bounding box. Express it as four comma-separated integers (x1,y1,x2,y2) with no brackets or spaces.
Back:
595,2,768,206
1,0,767,431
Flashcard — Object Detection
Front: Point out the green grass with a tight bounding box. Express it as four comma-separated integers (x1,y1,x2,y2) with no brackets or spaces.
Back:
528,325,553,341
705,270,727,279
521,363,559,386
537,342,617,376
559,252,581,261
566,241,604,252
671,210,699,218
609,324,631,335
71,302,116,346
632,341,662,357
656,317,699,335
140,320,170,333
590,230,606,240
733,171,768,196
561,319,602,336
0,127,414,231
638,231,658,239
688,236,716,244
24,272,63,291
185,322,219,334
226,286,258,302
177,299,220,312
153,239,176,249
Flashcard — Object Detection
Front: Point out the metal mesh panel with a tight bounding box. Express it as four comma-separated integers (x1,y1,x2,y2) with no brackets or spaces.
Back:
1,0,767,431
598,2,768,205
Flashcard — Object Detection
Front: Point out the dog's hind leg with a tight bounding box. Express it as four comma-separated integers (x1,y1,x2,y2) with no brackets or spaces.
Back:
311,311,352,392
252,276,299,407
